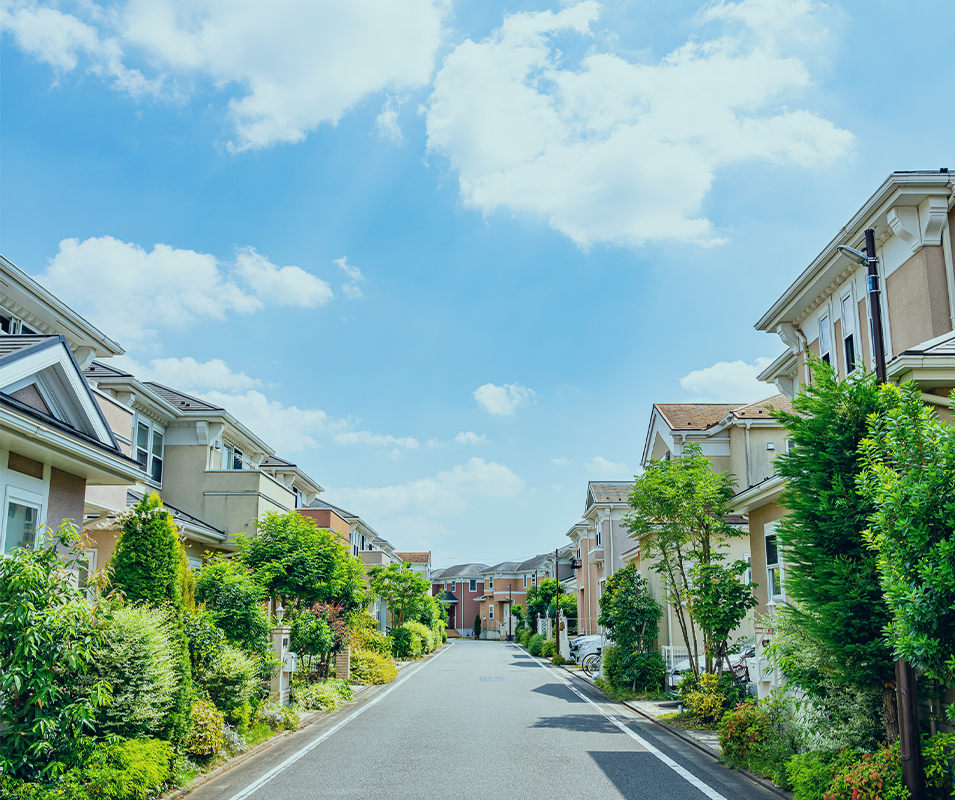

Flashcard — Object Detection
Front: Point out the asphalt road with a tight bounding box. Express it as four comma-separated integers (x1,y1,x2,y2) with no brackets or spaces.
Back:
188,641,779,800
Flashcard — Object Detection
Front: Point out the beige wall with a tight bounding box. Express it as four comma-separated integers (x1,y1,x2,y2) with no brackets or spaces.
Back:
47,467,86,533
93,393,134,457
298,509,349,542
857,299,871,368
886,245,952,355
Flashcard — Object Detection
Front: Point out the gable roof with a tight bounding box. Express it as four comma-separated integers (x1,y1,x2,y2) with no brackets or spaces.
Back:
396,552,430,563
0,335,121,451
431,563,489,581
515,553,549,572
586,481,634,510
730,394,794,419
307,497,358,521
145,382,225,412
653,403,740,431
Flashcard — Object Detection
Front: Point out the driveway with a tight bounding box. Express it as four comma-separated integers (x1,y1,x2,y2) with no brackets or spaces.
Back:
186,640,779,800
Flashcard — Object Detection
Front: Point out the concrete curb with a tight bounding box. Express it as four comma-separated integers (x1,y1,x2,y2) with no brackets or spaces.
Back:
558,665,794,800
161,645,450,798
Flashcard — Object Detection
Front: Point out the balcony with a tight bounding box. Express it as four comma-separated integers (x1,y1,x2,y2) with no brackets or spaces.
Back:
360,550,389,568
588,544,605,567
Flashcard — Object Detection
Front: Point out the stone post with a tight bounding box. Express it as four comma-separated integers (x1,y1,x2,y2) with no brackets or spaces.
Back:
335,646,351,680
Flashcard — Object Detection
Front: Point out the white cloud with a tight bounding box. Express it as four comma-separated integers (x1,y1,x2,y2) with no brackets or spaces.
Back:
334,431,419,450
334,457,524,519
37,236,331,347
115,355,261,393
235,247,332,307
425,0,852,248
454,431,488,446
585,455,630,475
334,257,366,300
679,357,776,402
473,382,535,415
3,0,449,151
375,95,408,144
550,456,569,466
0,2,160,96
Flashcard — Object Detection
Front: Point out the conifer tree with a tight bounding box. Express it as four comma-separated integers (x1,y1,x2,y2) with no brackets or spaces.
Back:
772,362,896,740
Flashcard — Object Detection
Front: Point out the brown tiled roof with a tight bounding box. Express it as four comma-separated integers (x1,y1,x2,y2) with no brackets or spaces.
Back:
731,394,793,419
654,403,739,430
587,481,634,504
397,552,430,563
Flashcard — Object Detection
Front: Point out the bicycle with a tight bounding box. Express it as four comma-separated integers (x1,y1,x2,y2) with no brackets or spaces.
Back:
581,650,601,678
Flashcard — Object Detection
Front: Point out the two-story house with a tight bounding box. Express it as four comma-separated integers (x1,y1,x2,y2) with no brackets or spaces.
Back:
431,563,488,636
1,255,141,571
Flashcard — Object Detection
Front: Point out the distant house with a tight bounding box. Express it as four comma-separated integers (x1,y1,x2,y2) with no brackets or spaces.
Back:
396,551,431,581
430,563,488,636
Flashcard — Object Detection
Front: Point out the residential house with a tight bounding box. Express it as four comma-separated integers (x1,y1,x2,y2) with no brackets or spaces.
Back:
396,551,431,581
430,563,488,636
745,168,955,696
568,482,634,635
630,397,791,672
0,255,141,571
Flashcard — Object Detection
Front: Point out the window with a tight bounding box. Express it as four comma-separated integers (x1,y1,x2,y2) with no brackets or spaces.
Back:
222,441,244,470
842,294,857,373
76,548,98,599
489,605,494,620
3,496,41,554
291,485,301,508
765,524,784,601
451,581,456,591
819,313,831,365
488,577,494,590
469,579,476,592
744,554,752,585
135,419,165,485
523,575,527,588
594,523,602,547
0,307,35,336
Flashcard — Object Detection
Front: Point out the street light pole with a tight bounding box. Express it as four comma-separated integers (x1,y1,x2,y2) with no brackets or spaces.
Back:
861,228,924,800
507,584,512,642
554,548,561,657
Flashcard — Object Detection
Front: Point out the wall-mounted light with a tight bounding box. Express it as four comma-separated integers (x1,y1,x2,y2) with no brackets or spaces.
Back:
767,442,775,450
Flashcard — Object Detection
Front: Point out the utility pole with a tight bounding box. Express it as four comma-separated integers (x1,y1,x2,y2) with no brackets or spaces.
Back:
507,584,512,641
863,227,924,800
554,548,561,656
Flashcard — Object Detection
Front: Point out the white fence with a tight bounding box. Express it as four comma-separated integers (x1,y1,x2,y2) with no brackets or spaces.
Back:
660,645,692,673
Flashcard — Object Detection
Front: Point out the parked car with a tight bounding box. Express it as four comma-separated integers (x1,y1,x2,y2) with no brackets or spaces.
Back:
569,634,602,663
667,643,756,691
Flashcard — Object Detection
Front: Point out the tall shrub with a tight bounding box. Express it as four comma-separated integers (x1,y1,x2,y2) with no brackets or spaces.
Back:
86,604,177,739
598,563,663,689
772,363,896,739
110,494,192,744
0,524,110,780
194,554,270,657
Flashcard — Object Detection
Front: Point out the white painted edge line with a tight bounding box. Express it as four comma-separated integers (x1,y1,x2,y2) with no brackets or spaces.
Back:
225,643,454,800
534,659,730,800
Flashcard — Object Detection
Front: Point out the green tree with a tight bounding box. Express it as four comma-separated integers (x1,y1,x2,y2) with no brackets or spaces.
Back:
626,443,750,675
195,554,270,657
239,512,367,613
112,492,182,607
526,579,575,623
368,562,430,627
0,523,111,780
859,381,955,688
473,613,482,638
110,493,193,744
687,560,756,675
772,362,896,738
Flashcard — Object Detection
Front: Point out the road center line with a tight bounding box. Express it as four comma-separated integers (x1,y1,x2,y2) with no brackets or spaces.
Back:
225,643,454,800
533,659,730,800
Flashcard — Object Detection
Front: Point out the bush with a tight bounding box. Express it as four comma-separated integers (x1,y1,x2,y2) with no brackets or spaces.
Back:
680,671,746,727
0,526,110,781
603,645,666,692
405,621,436,653
348,613,390,656
257,701,299,733
87,604,177,740
80,738,173,800
391,621,437,659
719,701,770,765
541,639,556,658
824,745,905,800
197,644,259,730
351,650,398,685
785,751,858,800
473,614,482,639
924,731,955,797
184,700,224,757
528,634,545,656
551,653,567,666
291,679,353,713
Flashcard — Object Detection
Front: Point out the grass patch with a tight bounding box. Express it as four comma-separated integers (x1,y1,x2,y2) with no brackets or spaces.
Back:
593,679,671,702
244,721,277,748
658,711,715,731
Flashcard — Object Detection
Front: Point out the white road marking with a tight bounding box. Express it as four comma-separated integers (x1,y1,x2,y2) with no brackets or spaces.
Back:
534,659,730,800
224,643,453,800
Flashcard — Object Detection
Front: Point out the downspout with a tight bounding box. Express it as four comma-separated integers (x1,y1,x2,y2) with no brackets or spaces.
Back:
942,218,955,331
744,421,753,489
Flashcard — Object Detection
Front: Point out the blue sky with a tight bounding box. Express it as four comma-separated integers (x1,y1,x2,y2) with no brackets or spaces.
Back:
2,0,952,567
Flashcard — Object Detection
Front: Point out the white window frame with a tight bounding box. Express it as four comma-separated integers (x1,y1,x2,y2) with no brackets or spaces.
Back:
2,485,45,555
594,523,602,547
222,440,245,471
134,416,165,486
523,574,527,588
489,605,494,620
469,579,476,592
765,521,785,602
819,311,832,366
488,576,494,590
841,291,857,374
